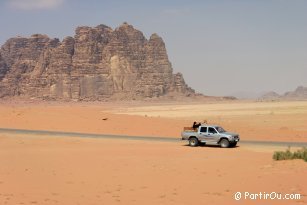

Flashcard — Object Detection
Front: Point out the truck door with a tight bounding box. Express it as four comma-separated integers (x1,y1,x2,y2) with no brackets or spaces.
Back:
198,126,208,142
205,127,218,143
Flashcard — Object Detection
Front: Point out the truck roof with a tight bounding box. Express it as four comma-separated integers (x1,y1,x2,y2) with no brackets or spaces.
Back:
200,124,220,127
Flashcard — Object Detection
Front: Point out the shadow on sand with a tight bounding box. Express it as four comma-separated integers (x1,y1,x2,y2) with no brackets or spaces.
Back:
182,143,240,149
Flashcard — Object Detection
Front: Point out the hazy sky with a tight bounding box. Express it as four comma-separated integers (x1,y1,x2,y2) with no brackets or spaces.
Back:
0,0,306,97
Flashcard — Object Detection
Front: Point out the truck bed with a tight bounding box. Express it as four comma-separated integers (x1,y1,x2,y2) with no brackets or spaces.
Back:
183,127,197,131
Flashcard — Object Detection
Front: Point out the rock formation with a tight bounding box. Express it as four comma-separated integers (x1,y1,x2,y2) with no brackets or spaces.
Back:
259,91,281,101
259,86,307,101
283,86,307,100
0,23,195,100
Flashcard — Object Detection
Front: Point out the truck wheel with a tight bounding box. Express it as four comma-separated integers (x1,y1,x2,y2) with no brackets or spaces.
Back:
189,137,199,147
220,139,230,148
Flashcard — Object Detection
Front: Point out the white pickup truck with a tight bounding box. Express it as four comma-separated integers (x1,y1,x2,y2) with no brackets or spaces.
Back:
181,124,240,147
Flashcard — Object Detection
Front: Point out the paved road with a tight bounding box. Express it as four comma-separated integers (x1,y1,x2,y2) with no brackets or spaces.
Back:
0,127,306,147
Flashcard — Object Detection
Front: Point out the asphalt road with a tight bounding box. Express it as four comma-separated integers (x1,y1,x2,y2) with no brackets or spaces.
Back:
0,127,306,147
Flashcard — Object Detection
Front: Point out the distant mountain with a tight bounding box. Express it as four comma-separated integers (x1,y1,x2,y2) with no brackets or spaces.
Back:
259,86,307,101
283,86,307,100
259,91,281,101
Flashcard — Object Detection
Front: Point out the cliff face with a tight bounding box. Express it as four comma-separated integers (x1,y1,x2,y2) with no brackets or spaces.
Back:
0,23,195,100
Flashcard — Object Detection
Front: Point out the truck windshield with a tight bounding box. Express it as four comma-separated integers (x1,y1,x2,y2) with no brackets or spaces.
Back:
215,127,226,133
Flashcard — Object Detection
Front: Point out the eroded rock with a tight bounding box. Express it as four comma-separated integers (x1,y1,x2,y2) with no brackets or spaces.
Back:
0,23,195,100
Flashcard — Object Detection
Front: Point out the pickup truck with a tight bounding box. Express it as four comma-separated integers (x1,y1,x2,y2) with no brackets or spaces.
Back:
181,124,240,148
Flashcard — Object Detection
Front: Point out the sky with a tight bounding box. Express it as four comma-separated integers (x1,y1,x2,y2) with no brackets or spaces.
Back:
0,0,306,97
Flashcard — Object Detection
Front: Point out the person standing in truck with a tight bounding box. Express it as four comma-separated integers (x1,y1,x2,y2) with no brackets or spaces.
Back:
192,121,201,129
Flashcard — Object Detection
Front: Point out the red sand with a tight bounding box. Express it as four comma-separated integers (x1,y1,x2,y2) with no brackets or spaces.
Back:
0,100,306,205
0,134,306,205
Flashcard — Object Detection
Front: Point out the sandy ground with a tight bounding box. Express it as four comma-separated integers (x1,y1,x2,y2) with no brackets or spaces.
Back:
0,133,306,205
110,100,307,142
0,100,306,204
0,102,188,138
0,100,306,142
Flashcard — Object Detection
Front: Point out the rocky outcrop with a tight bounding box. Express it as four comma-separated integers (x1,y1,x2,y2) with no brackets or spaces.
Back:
0,53,7,80
0,23,195,100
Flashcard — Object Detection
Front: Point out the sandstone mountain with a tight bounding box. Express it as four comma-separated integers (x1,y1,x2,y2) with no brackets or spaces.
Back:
283,86,307,100
260,86,307,101
0,23,195,101
259,91,281,101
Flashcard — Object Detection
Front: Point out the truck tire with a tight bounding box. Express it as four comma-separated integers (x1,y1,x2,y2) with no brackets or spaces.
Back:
189,137,199,147
220,139,230,148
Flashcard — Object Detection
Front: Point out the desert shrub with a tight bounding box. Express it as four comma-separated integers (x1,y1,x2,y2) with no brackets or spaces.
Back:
273,147,307,162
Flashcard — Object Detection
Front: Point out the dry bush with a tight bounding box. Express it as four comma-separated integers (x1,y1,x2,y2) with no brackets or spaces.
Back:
273,147,307,162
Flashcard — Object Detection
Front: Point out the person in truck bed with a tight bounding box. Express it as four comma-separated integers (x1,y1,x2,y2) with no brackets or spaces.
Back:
192,121,201,129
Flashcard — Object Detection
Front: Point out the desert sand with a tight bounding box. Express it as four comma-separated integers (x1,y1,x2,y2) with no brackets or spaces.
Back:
0,100,306,142
0,100,306,205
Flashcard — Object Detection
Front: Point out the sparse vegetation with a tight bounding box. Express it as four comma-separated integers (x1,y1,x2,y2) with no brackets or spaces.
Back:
273,147,307,162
